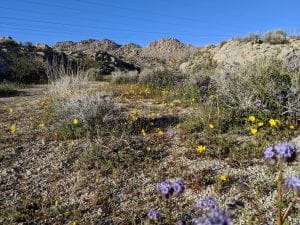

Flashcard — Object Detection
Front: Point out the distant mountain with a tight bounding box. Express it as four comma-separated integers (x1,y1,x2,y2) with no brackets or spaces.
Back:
53,38,199,67
1,35,299,83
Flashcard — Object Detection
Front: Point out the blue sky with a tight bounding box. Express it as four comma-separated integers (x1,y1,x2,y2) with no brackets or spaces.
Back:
1,0,299,46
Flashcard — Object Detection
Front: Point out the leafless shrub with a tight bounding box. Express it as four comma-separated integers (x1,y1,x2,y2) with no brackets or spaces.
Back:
46,57,90,99
263,30,288,44
234,33,262,43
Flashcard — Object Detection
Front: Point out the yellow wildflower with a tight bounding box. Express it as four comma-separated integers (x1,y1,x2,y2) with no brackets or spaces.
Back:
8,108,13,113
38,123,45,128
68,141,75,147
289,125,295,129
248,115,256,122
150,112,156,119
144,88,150,94
208,124,214,129
72,118,79,125
257,122,264,127
141,129,146,137
10,124,17,134
250,128,258,135
196,145,206,153
71,221,77,225
131,109,140,117
157,128,164,137
269,119,277,127
146,146,151,151
219,175,228,182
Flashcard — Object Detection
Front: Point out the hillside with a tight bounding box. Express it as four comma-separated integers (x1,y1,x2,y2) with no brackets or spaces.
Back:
180,37,300,73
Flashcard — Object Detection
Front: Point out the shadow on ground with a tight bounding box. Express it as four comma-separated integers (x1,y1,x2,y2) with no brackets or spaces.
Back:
129,115,180,134
0,90,28,98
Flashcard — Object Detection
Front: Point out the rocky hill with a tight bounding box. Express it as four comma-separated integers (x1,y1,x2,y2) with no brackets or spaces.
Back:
0,37,139,83
0,37,69,83
53,38,198,67
1,35,300,83
180,37,300,73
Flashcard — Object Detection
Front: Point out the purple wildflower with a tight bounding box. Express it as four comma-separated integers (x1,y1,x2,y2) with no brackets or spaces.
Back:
264,146,275,159
171,179,185,196
264,142,297,162
255,99,262,107
156,181,172,198
193,210,231,225
274,142,296,161
284,176,300,190
196,197,219,210
148,210,161,220
157,179,186,198
166,130,176,138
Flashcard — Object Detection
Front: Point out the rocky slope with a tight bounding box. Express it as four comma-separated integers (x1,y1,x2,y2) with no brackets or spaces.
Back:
0,37,69,83
181,37,300,73
53,38,198,67
1,35,300,83
0,37,138,82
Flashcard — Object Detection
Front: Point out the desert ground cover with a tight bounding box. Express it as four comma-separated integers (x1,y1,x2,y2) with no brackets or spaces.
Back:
1,32,300,225
0,58,299,225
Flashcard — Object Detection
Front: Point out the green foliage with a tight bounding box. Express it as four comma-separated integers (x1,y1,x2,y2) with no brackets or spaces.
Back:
0,82,20,97
168,83,200,103
212,59,295,121
54,122,87,140
8,52,46,83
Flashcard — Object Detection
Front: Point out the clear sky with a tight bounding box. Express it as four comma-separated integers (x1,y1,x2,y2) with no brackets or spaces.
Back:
1,0,299,47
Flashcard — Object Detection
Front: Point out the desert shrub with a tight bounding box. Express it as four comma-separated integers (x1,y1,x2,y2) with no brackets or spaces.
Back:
111,70,139,84
9,53,46,83
263,30,288,44
168,83,200,103
52,92,123,139
138,67,187,87
235,33,262,43
47,63,90,100
212,59,296,122
0,82,19,97
85,67,106,81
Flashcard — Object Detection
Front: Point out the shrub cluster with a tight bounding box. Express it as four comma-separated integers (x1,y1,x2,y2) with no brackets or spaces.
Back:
235,30,288,45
